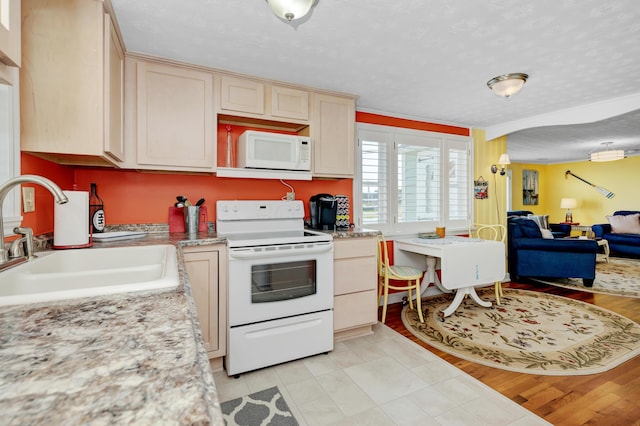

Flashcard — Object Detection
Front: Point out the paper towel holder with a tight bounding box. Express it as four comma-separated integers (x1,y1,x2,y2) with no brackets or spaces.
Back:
53,190,94,250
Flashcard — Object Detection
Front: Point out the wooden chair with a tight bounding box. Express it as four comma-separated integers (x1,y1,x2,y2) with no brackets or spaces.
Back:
468,223,507,305
377,234,424,323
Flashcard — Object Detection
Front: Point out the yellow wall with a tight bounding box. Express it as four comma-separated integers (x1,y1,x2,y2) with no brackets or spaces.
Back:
509,156,640,225
472,129,508,227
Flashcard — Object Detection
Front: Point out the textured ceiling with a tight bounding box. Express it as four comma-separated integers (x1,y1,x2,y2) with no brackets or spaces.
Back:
109,0,640,164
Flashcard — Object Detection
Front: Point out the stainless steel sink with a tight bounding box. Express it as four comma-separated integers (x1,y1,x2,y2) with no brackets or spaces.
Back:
0,245,179,306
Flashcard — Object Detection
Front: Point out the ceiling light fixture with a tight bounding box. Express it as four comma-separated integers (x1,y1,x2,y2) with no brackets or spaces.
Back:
487,73,529,98
266,0,317,22
589,142,625,162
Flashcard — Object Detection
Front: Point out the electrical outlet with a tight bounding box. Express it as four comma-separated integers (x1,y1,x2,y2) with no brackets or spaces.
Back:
286,192,295,201
22,187,35,213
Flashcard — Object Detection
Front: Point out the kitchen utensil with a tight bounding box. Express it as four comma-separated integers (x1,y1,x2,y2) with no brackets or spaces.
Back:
196,198,205,206
184,205,200,235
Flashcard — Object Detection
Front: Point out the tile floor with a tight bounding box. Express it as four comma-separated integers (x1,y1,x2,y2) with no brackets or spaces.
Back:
213,323,551,426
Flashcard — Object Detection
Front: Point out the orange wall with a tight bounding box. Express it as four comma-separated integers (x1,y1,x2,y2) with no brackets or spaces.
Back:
20,154,75,235
21,153,352,234
19,113,468,237
356,111,469,136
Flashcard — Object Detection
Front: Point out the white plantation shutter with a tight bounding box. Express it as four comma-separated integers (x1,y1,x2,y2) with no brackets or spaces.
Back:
446,141,470,229
356,123,471,234
359,129,390,226
396,132,441,227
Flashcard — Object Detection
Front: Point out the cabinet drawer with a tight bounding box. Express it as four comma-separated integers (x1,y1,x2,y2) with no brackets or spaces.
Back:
334,290,377,331
334,237,377,259
334,256,377,295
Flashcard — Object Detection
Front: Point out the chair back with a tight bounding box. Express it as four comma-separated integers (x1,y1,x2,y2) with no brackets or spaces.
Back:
377,234,390,276
469,223,506,243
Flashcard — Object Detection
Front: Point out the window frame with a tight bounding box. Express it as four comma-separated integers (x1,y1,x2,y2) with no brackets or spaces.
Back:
354,122,473,237
0,68,21,236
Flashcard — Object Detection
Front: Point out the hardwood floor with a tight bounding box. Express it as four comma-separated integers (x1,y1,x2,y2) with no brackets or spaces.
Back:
383,280,640,426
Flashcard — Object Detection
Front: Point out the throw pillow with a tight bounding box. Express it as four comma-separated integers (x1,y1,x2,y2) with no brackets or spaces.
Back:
540,228,554,239
606,213,640,234
527,214,550,230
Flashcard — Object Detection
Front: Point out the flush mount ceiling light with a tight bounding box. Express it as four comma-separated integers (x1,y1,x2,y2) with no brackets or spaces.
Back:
266,0,317,22
487,73,529,98
589,142,626,162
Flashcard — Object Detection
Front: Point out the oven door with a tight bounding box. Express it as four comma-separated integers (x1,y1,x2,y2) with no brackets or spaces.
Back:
227,241,333,326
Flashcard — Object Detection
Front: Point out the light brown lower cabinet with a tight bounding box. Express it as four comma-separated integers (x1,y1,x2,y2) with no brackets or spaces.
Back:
183,245,227,372
333,236,378,341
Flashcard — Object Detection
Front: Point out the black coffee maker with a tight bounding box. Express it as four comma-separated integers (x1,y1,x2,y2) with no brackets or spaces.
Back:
309,194,337,230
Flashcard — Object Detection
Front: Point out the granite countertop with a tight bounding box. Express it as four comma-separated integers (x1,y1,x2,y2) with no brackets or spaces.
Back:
313,227,380,239
0,226,378,424
0,230,226,425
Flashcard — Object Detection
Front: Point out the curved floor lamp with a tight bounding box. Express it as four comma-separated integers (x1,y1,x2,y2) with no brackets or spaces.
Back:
565,170,615,198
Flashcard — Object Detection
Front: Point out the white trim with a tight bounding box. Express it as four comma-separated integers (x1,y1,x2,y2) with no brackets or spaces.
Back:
1,68,21,237
485,93,640,141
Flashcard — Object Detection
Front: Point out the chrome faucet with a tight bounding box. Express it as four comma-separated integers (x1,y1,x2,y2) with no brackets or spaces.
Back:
0,175,68,264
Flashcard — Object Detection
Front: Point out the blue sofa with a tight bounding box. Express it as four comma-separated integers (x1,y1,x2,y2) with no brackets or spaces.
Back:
592,211,640,258
508,217,598,286
507,210,571,238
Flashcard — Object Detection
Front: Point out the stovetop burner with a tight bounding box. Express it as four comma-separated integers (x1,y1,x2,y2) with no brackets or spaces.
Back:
216,200,333,247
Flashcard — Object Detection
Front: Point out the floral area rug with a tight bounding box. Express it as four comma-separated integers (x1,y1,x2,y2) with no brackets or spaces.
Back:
401,288,640,375
532,257,640,298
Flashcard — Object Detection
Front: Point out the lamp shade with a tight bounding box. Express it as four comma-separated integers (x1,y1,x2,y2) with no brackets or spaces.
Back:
560,198,577,209
498,153,511,165
590,150,625,162
266,0,315,21
487,73,529,98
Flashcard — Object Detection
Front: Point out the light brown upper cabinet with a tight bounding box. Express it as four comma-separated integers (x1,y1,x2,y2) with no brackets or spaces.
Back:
271,85,309,121
311,94,356,178
127,59,215,171
219,75,310,123
21,0,124,167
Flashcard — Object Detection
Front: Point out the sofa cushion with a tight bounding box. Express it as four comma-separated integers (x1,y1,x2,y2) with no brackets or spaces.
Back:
606,213,640,234
540,228,554,239
527,214,549,230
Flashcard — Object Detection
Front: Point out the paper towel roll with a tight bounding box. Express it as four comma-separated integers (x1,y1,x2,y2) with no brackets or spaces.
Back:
54,190,90,248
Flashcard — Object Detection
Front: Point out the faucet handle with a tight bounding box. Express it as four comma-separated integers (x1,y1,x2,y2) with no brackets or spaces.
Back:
12,227,35,260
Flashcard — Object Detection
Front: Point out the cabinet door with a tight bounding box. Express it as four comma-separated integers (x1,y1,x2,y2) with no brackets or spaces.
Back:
220,75,265,114
21,0,119,166
104,13,124,161
271,85,309,120
136,62,215,169
183,246,227,359
312,94,355,178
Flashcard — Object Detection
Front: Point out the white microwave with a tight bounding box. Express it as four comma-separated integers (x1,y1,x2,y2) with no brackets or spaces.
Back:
237,130,311,171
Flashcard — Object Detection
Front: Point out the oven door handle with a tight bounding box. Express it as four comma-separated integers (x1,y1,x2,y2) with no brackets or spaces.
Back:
228,243,333,259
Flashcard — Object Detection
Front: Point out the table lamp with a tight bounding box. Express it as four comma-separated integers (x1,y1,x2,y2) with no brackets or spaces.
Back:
560,198,577,223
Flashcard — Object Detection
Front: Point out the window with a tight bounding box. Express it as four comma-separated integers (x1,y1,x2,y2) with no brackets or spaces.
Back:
0,69,21,236
356,123,472,235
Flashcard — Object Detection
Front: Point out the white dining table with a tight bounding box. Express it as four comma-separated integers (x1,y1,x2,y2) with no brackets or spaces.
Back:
394,236,506,319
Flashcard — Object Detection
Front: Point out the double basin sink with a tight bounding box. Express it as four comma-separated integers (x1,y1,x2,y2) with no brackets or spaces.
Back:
0,245,179,306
